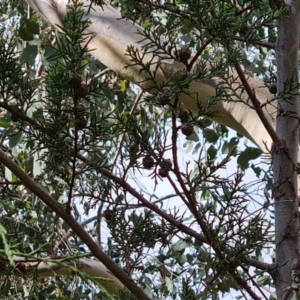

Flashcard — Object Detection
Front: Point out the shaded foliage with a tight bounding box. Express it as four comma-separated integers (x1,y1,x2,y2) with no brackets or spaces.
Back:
0,0,282,299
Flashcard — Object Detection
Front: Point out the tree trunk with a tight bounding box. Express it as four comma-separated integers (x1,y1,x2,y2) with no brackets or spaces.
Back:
273,1,300,298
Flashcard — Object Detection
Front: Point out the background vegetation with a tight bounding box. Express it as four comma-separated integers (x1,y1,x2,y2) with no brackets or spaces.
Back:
0,0,295,299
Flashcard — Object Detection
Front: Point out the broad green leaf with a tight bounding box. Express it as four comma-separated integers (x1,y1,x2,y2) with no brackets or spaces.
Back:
165,277,173,293
147,256,159,264
192,142,201,155
20,45,38,64
4,167,12,181
25,19,39,34
19,26,34,41
207,145,217,159
172,240,187,253
42,45,59,66
0,200,14,211
33,150,42,176
238,147,262,170
9,131,23,148
203,128,219,143
19,19,39,41
0,115,10,128
185,132,199,142
257,275,271,285
175,253,187,266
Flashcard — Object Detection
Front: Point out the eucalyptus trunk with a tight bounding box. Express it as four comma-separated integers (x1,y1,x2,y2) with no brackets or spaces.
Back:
273,1,300,298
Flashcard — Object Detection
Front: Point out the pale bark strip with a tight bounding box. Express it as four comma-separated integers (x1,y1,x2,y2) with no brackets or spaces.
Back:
273,1,300,299
1,257,123,295
26,0,275,152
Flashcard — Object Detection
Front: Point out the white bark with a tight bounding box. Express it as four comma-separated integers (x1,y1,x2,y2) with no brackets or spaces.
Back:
26,0,275,152
273,1,300,298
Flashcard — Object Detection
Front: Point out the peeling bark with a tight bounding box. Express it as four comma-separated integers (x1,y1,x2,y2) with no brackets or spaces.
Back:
26,0,275,152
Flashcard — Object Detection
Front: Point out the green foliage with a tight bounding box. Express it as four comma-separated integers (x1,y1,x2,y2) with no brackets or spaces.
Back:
19,18,39,41
237,147,262,170
0,0,277,299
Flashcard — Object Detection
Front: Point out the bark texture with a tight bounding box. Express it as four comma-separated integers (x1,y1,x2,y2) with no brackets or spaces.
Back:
273,1,300,299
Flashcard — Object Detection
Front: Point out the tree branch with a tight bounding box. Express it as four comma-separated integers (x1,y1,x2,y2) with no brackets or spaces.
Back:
100,167,209,244
0,149,151,299
53,216,98,254
235,62,281,147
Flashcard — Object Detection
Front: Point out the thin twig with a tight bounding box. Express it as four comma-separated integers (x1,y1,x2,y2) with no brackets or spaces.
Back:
188,38,213,71
170,107,214,244
111,89,144,169
272,0,286,9
53,216,97,253
235,5,253,16
0,126,13,147
235,62,281,146
135,0,190,19
234,36,275,49
95,89,144,247
0,180,22,185
96,202,104,247
87,68,111,85
75,152,272,272
97,166,209,243
66,91,80,214
241,265,268,300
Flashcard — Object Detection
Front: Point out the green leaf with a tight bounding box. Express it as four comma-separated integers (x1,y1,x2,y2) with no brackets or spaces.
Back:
192,142,201,155
221,141,235,154
19,26,34,41
165,277,173,293
9,131,23,148
207,145,217,159
120,80,127,92
0,200,14,211
157,254,168,263
20,45,38,64
238,147,262,170
185,132,199,142
147,256,159,264
18,19,39,41
251,164,262,177
229,137,239,146
25,19,40,34
42,45,60,66
175,253,187,266
203,128,219,143
257,275,271,285
172,240,187,253
0,113,10,128
33,151,42,176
